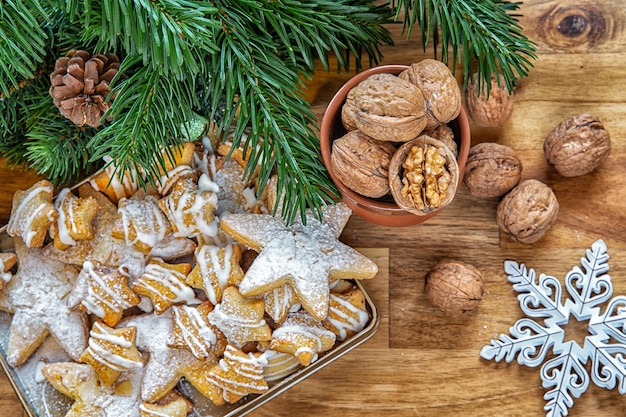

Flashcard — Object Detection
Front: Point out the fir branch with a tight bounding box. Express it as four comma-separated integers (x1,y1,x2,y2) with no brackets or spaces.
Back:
395,0,537,94
0,0,50,98
61,0,220,77
87,57,199,186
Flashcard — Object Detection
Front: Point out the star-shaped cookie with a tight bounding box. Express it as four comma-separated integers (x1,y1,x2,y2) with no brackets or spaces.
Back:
219,203,378,320
0,237,88,366
6,179,58,248
122,310,222,402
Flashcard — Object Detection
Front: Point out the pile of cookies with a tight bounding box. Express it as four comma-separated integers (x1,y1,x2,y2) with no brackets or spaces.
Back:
0,135,379,417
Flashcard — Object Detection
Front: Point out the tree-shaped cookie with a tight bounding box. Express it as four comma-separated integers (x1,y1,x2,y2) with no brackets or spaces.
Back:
80,321,144,385
205,344,269,405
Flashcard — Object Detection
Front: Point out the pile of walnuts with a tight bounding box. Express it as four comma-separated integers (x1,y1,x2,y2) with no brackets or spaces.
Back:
331,60,462,216
464,113,611,244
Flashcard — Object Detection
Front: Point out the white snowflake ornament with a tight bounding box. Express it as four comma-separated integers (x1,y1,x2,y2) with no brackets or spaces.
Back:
480,239,626,417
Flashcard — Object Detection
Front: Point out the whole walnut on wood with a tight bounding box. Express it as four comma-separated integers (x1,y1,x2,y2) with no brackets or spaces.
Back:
331,130,397,198
399,59,461,129
463,142,522,198
465,72,514,128
497,179,559,244
543,113,611,177
49,49,120,128
424,260,484,318
346,73,427,142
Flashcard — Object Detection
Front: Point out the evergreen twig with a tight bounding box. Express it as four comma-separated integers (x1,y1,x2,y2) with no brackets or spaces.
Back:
395,0,537,94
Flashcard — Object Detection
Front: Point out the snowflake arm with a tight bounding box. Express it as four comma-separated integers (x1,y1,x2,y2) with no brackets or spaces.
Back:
541,344,590,417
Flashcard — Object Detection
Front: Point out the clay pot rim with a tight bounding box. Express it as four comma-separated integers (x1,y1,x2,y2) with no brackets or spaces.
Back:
320,64,471,227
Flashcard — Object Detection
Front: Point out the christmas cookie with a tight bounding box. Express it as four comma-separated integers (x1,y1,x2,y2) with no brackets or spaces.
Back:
6,179,58,248
0,237,88,366
262,284,299,325
324,284,370,341
139,391,193,417
158,173,219,239
69,261,141,327
220,203,378,320
49,187,100,250
80,321,143,385
167,303,227,361
205,344,269,405
260,349,302,383
207,285,272,348
131,258,197,314
270,311,336,366
111,192,171,253
185,243,244,305
0,252,17,291
122,310,220,402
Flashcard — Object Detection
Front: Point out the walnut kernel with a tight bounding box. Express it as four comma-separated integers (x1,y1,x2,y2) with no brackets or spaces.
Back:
463,142,522,198
465,72,514,128
543,113,611,177
331,130,397,198
496,179,559,244
388,135,459,215
424,260,484,318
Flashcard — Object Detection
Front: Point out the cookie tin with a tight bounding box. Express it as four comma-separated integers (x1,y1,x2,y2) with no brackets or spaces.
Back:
0,224,380,417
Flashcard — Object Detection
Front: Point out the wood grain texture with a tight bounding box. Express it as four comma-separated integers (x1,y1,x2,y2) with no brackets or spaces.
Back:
3,1,626,416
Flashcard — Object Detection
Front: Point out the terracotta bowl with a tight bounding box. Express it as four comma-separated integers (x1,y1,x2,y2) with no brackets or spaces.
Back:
320,64,471,227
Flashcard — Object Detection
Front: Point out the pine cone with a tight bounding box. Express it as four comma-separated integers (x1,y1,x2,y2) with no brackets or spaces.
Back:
49,50,120,128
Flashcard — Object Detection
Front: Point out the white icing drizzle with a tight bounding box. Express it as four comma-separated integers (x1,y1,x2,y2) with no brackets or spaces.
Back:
85,322,143,372
89,156,139,200
161,174,219,239
7,183,54,246
158,164,196,196
327,293,370,341
172,305,218,359
261,350,301,382
53,188,77,246
134,260,200,306
208,345,268,399
118,196,169,249
197,244,233,305
81,261,135,319
0,258,12,283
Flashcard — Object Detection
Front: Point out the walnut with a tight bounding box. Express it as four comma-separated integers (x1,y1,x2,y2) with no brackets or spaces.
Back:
463,142,523,198
543,113,611,177
346,73,427,142
331,130,397,198
496,179,559,244
422,124,457,157
465,72,514,128
388,135,459,215
399,59,461,129
424,260,484,318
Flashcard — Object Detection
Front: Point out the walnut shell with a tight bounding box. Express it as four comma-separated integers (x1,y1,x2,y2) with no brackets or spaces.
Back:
465,72,514,128
424,260,484,318
349,73,427,142
496,179,559,244
388,135,459,215
463,142,522,198
331,130,397,198
399,59,461,129
422,124,457,157
543,113,611,177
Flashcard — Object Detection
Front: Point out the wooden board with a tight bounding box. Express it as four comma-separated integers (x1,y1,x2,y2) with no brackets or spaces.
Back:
3,1,626,416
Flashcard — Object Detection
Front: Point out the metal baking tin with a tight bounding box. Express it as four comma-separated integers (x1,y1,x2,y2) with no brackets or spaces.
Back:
0,226,380,417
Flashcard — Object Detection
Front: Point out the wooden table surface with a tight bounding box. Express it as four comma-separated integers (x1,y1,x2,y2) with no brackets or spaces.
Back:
2,1,626,416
